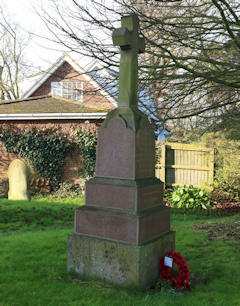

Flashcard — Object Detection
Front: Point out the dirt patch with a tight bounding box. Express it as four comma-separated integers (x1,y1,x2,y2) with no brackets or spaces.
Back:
215,201,240,215
193,221,240,241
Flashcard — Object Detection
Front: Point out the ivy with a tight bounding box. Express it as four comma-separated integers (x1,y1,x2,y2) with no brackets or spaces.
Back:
71,129,97,178
0,129,69,188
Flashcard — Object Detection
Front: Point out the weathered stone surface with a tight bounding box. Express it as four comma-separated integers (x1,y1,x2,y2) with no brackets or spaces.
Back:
85,177,163,212
67,14,175,289
96,118,135,179
75,206,170,244
8,159,30,201
96,115,155,180
112,14,145,108
68,231,175,288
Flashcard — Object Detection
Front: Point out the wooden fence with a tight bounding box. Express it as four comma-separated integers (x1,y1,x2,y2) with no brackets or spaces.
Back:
155,142,214,187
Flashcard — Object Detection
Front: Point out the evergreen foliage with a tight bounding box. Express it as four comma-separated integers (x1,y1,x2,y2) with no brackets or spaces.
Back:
71,129,97,179
0,129,69,188
201,132,240,200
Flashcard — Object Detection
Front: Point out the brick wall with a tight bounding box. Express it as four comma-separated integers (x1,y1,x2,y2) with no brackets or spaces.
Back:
0,145,18,179
0,119,101,136
0,119,102,192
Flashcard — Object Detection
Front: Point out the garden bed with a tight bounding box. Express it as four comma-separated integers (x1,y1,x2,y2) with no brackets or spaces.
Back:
164,199,240,216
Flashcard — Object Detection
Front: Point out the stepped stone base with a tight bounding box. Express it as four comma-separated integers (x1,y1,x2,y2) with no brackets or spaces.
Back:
67,231,175,289
74,206,170,245
85,177,164,212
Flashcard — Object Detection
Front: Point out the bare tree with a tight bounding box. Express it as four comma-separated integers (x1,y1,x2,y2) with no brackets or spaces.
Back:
37,0,240,137
0,8,31,100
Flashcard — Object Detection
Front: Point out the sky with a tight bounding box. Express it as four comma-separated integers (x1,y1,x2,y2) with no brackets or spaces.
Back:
2,0,94,93
2,0,84,71
1,1,167,139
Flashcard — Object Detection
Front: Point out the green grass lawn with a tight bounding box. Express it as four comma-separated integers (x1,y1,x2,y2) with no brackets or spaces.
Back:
0,197,240,305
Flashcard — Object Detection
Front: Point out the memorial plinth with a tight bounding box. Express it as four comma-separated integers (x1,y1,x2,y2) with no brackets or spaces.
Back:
67,14,175,288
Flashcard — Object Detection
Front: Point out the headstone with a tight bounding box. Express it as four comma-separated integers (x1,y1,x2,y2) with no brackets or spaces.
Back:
68,14,175,288
8,159,30,201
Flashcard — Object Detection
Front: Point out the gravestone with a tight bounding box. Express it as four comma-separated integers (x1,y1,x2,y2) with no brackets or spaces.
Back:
8,159,30,201
68,14,175,288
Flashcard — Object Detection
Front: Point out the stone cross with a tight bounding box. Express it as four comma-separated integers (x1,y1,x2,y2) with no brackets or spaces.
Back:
112,14,145,108
68,13,175,289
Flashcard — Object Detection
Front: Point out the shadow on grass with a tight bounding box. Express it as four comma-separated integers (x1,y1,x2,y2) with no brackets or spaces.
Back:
0,196,84,233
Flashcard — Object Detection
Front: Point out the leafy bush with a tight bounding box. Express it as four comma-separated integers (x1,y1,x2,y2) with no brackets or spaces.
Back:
166,185,212,210
201,133,240,201
71,129,97,178
53,182,83,198
0,179,8,196
212,170,240,201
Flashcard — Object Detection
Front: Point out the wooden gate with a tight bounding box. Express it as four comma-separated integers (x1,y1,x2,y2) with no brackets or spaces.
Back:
156,142,214,187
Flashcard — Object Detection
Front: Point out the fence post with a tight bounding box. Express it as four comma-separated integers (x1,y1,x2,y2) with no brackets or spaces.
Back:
209,148,215,184
160,143,166,184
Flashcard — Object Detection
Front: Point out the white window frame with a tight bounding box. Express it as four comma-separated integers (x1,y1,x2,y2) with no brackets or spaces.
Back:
51,81,83,102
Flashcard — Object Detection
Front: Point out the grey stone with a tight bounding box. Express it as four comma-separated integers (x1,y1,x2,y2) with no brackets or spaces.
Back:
68,231,175,288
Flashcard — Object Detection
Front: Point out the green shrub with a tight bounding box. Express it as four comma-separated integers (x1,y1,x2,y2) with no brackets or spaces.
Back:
0,178,8,196
165,185,212,210
201,132,240,201
53,182,83,198
0,129,69,189
212,169,240,200
33,182,83,200
71,129,97,179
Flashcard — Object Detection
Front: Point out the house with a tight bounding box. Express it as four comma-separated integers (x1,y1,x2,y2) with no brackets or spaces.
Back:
0,53,117,189
0,53,166,192
22,53,117,108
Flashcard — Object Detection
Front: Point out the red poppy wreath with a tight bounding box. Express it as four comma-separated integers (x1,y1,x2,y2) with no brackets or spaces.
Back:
160,250,191,291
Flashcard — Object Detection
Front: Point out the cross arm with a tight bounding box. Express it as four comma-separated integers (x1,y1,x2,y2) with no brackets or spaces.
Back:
112,28,145,53
112,28,132,49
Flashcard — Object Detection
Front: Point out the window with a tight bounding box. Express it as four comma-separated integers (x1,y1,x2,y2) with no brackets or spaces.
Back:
51,82,83,102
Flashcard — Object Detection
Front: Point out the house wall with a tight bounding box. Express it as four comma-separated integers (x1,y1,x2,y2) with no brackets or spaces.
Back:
30,61,115,110
0,119,102,193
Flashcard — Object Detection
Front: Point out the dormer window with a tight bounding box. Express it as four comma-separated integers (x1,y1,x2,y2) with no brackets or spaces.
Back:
51,81,83,102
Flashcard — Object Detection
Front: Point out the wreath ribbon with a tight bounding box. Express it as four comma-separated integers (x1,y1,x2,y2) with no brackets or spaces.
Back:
160,250,191,291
